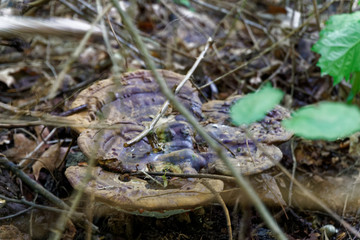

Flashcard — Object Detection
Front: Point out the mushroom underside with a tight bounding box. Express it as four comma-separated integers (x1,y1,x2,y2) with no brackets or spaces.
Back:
65,166,224,217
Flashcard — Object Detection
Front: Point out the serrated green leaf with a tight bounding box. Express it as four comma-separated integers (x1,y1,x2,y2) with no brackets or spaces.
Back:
230,85,284,126
312,11,360,84
320,12,360,32
282,102,360,140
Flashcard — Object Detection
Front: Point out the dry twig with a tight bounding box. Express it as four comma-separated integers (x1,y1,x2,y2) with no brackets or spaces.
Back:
202,179,232,240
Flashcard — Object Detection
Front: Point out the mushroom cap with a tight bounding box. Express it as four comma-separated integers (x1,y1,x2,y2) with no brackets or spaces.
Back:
65,166,224,217
202,95,293,142
66,78,115,133
68,70,293,175
69,70,202,133
204,142,283,175
200,95,292,175
201,123,286,175
71,70,203,171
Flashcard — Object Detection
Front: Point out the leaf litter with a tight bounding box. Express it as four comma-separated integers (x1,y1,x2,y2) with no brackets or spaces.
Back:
0,1,359,239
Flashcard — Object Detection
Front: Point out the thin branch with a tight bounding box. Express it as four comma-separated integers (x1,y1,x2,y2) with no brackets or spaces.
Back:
107,16,128,69
0,112,127,130
288,139,296,206
96,0,121,79
59,0,84,16
0,194,72,214
0,155,70,211
130,171,236,182
311,0,321,31
18,128,58,168
0,206,34,220
202,179,232,240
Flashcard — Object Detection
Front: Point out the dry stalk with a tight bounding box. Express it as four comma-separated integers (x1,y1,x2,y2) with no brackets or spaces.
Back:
288,139,296,206
202,179,233,240
96,0,121,80
0,17,102,38
130,171,236,182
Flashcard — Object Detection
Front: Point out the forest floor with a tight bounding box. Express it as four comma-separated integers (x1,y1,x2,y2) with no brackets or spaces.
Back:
0,1,359,239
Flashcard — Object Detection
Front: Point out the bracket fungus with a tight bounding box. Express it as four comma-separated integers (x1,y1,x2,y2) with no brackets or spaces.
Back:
64,70,293,216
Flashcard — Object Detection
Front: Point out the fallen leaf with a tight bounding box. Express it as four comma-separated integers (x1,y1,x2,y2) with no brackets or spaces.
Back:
306,232,320,240
259,173,287,206
32,142,66,180
34,125,50,143
2,133,37,163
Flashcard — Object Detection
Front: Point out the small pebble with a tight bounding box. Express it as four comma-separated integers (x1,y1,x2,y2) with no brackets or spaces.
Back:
320,224,338,238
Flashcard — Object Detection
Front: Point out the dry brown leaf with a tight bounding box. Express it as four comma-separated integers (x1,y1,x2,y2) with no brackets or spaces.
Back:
34,125,50,141
32,142,66,180
2,133,37,163
259,173,287,206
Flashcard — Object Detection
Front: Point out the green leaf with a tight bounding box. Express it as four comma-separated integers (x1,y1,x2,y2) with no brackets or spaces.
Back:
230,85,284,126
312,11,360,85
282,102,360,140
173,0,191,8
